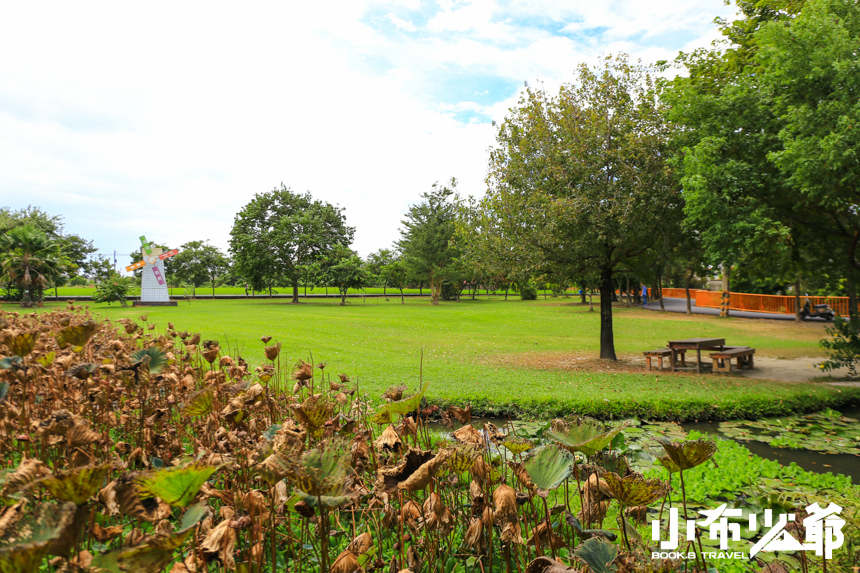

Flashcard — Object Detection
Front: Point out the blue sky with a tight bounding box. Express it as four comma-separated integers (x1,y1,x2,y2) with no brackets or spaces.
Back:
0,0,736,266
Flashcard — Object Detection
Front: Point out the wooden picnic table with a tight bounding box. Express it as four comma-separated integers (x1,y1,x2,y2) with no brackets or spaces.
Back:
667,338,726,373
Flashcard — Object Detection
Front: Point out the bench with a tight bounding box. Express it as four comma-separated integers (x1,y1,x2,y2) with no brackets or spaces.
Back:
709,347,755,373
644,348,674,371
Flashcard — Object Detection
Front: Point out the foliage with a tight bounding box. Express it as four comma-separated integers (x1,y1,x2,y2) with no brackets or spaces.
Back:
0,224,70,307
170,240,230,295
476,55,682,359
378,257,409,303
91,278,130,307
397,179,461,305
229,184,355,303
312,245,369,306
817,317,860,378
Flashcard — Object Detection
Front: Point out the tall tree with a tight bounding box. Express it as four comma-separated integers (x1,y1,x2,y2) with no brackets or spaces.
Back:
397,180,461,305
365,248,396,295
170,240,231,296
0,225,69,307
755,0,860,274
229,185,355,303
379,257,409,304
313,245,369,306
478,55,681,359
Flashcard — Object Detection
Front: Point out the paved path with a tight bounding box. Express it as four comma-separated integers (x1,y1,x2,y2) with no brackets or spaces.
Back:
643,296,836,322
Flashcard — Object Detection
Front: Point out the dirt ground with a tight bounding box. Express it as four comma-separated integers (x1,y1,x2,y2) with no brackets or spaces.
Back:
486,351,857,386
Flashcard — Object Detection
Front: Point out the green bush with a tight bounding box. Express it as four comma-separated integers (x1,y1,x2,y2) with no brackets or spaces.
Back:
818,317,860,378
91,280,129,306
69,275,88,286
440,280,460,301
519,281,537,300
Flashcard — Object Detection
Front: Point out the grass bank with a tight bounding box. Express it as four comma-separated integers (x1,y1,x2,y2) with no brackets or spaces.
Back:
15,297,858,420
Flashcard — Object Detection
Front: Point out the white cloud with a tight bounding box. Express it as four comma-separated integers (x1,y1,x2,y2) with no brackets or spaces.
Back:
0,0,737,265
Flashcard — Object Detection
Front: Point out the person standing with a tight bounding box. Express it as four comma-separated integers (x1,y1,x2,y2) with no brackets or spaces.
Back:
641,284,648,306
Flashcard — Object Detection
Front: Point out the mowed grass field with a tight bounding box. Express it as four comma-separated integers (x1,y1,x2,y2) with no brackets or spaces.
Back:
13,297,857,420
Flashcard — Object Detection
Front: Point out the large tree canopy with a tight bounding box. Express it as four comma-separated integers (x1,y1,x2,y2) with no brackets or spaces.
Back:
0,224,69,307
171,240,230,295
397,180,461,305
229,185,355,303
474,55,681,359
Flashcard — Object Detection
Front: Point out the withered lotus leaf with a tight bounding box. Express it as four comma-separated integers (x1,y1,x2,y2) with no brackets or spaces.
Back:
526,520,564,549
522,445,574,491
202,347,220,364
330,549,360,573
656,437,717,472
4,331,38,358
148,503,208,551
447,405,472,425
508,461,536,494
290,394,333,432
200,519,237,570
187,333,201,346
1,458,49,498
0,502,76,573
452,424,484,447
549,418,629,457
525,556,577,573
90,544,174,573
593,451,630,476
601,472,670,507
55,321,97,351
292,359,313,381
463,517,485,551
66,423,102,448
492,484,518,524
137,463,219,508
374,425,403,453
396,449,449,492
66,363,98,380
483,422,507,445
287,442,349,498
89,523,125,542
376,448,434,493
32,463,112,506
443,443,479,474
347,531,373,555
500,522,524,545
264,342,282,362
260,336,272,344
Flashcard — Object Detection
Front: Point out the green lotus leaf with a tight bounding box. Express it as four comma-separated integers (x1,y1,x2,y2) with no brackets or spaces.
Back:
295,490,351,509
373,381,429,420
88,544,173,573
148,503,208,551
33,463,112,506
654,455,681,474
574,537,618,573
0,501,76,573
183,388,213,417
137,463,218,508
502,437,534,455
522,444,574,491
36,352,56,368
0,382,8,404
4,331,38,358
56,321,98,351
656,438,717,471
549,418,629,456
130,347,167,375
593,451,630,476
0,357,22,371
602,472,670,507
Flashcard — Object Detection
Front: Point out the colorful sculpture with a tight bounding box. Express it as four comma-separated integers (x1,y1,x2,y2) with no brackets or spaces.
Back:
126,236,179,306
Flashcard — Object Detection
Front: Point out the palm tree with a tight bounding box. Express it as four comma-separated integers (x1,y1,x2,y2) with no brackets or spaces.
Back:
0,224,68,307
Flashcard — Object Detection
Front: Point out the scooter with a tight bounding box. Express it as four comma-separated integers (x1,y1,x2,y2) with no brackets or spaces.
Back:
800,298,835,321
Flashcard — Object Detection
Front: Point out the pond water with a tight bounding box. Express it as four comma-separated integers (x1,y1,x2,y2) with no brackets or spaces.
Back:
430,404,860,481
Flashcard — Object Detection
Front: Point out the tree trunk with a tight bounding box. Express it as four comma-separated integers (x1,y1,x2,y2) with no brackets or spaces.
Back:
269,285,273,298
580,287,586,304
420,283,423,296
400,288,405,304
599,270,617,360
340,290,346,306
794,278,802,321
292,279,299,304
212,278,215,298
625,277,631,306
504,286,509,301
588,289,594,312
685,270,692,314
430,275,440,305
721,264,731,317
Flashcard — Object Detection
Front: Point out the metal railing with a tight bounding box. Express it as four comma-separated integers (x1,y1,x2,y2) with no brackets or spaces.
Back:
658,288,857,316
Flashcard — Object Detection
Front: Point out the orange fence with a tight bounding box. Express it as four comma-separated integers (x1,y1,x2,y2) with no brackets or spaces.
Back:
658,288,857,316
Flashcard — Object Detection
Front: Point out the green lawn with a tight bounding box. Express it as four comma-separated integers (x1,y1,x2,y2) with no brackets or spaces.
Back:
48,286,555,296
13,297,856,420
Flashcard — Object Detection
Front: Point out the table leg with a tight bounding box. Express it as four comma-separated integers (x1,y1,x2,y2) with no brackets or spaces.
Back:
696,349,701,373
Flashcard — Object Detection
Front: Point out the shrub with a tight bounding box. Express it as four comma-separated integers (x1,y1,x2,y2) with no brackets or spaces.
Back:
440,280,460,301
817,317,860,378
69,275,88,286
91,280,129,306
519,281,537,300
